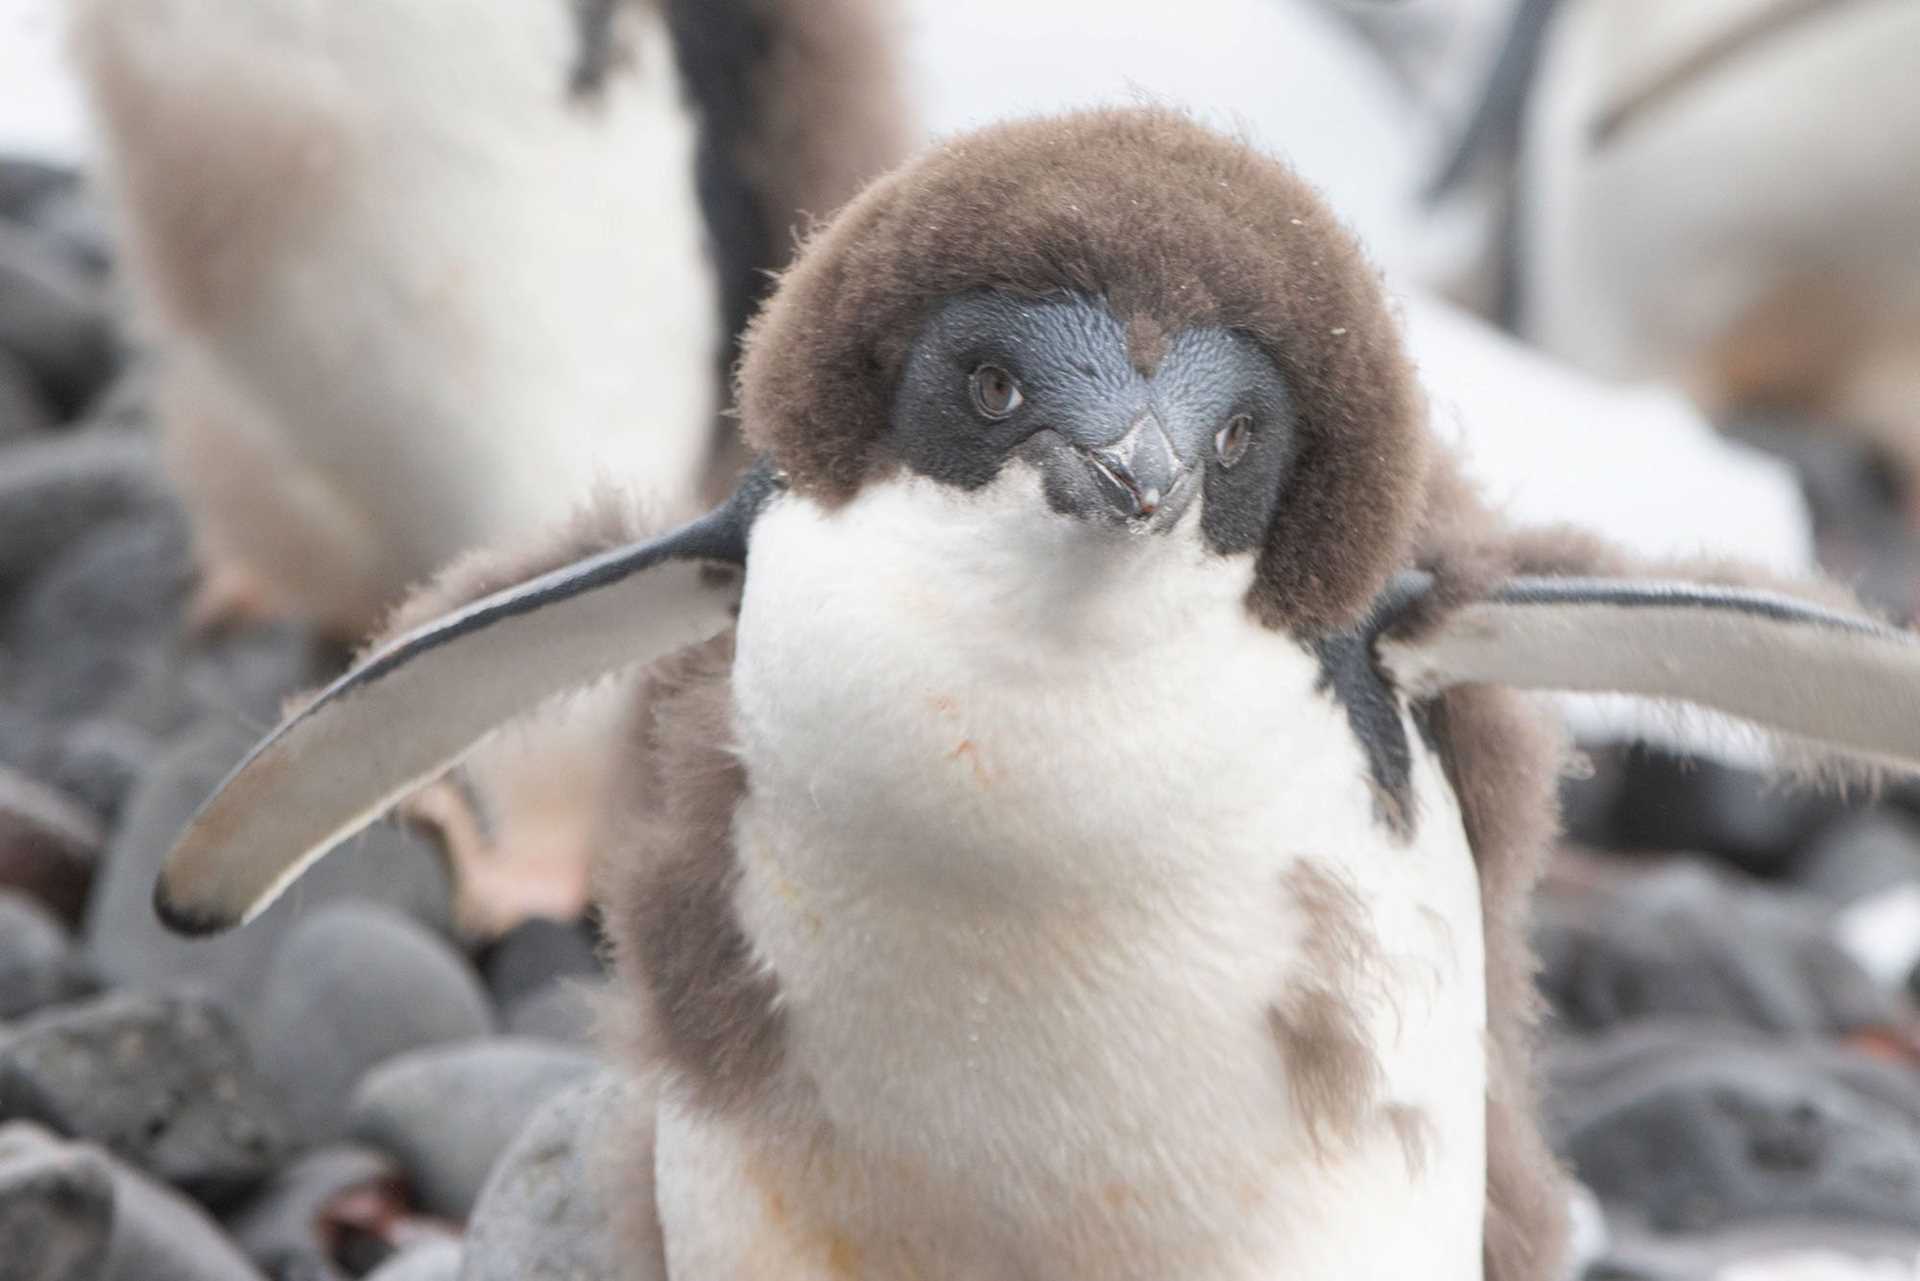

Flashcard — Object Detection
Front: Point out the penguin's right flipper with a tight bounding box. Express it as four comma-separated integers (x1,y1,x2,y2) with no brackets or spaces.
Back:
1380,575,1920,777
153,469,781,937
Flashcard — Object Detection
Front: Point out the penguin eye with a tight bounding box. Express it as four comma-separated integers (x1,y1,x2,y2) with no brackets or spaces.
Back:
1215,414,1253,467
968,365,1023,419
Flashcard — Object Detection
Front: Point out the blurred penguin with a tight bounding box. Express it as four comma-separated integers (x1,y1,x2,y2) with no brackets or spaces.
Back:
70,0,906,637
68,0,906,933
1518,0,1920,509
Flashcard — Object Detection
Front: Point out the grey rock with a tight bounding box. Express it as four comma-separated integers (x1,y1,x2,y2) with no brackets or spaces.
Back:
69,364,151,435
1,1122,268,1281
25,187,115,279
42,715,158,826
503,980,604,1047
0,220,115,417
0,158,79,223
0,991,294,1206
480,918,603,1009
1798,812,1920,908
347,1039,598,1219
1550,1024,1920,1234
460,1071,655,1281
105,1152,271,1281
6,500,197,729
0,890,94,1020
178,622,342,741
10,498,330,747
1603,750,1837,878
252,904,489,1145
86,723,453,1015
0,1122,113,1281
0,347,54,443
365,1241,462,1281
225,1146,401,1281
0,427,162,597
0,766,102,926
1536,862,1891,1037
0,217,113,418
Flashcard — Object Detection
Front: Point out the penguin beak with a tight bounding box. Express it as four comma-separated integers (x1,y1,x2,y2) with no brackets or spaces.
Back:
1077,411,1189,521
1033,408,1201,528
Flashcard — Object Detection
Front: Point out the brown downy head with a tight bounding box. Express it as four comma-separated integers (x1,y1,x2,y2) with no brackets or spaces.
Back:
738,106,1431,635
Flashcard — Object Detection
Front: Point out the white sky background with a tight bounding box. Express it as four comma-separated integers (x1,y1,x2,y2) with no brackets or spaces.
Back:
0,0,93,162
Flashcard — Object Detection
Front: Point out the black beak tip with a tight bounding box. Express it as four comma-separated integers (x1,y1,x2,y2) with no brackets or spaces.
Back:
152,877,233,937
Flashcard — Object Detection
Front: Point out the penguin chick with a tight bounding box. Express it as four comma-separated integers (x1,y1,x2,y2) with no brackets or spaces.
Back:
1520,0,1920,503
69,0,907,637
154,110,1920,1280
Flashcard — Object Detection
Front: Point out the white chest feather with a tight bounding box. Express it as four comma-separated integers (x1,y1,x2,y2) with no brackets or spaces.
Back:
658,472,1487,1280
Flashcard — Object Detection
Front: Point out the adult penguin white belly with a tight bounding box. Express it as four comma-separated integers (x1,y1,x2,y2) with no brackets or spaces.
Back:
68,0,906,637
1520,0,1920,501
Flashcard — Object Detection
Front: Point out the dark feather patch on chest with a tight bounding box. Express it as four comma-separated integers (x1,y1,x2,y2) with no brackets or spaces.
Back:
1307,573,1431,839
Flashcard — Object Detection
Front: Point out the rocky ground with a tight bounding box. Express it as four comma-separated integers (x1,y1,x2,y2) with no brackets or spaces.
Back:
5,158,1920,1280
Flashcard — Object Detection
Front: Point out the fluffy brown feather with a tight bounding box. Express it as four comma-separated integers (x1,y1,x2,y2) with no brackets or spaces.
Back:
739,106,1430,634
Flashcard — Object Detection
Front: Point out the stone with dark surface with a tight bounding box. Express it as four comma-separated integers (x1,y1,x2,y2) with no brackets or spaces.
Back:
0,346,55,443
6,499,197,728
1596,749,1839,878
85,723,453,1016
225,1145,403,1281
460,1071,654,1281
479,918,604,1009
1549,1024,1920,1234
104,1151,272,1281
0,427,162,597
252,904,490,1145
40,715,158,826
1,1122,282,1281
347,1038,598,1219
1536,863,1892,1037
0,991,294,1206
0,765,103,926
0,158,79,223
0,890,95,1020
7,476,334,751
0,1122,114,1281
0,220,115,417
24,186,116,280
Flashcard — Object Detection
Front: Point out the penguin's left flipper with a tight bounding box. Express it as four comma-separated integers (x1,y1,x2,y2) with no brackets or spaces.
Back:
153,469,779,937
1381,574,1920,776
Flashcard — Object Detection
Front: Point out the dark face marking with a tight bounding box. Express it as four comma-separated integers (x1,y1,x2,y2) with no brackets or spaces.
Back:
889,291,1300,546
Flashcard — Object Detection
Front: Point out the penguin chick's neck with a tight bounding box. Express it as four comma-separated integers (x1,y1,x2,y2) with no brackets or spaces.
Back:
704,468,1489,1279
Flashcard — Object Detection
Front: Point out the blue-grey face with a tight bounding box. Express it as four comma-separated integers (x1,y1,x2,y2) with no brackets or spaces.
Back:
888,291,1300,554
